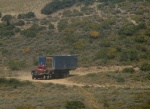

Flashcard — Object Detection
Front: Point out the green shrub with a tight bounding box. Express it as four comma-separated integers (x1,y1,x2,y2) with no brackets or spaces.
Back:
2,49,9,55
0,30,14,37
122,67,135,73
0,12,2,18
145,28,150,36
17,12,35,19
119,52,129,62
81,7,94,15
80,0,96,6
99,41,111,47
115,77,125,83
16,105,36,109
118,23,138,36
0,78,32,87
41,0,76,15
0,23,15,37
140,63,150,71
15,20,25,26
1,14,13,25
26,12,35,18
21,24,43,37
65,101,85,109
14,27,21,33
137,22,147,29
21,29,37,37
99,21,111,30
135,35,149,43
40,19,49,25
33,57,38,66
57,19,68,32
64,35,77,44
8,60,27,70
96,48,116,60
73,40,85,50
49,23,54,29
129,52,138,61
63,9,83,17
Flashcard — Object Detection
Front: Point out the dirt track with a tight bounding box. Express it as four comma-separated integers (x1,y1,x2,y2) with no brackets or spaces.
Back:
11,66,140,88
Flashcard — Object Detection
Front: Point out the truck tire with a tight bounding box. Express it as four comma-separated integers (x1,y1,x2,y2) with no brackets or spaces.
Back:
32,75,34,79
66,71,69,77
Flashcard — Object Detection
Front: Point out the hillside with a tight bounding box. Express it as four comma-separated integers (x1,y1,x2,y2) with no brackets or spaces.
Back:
0,1,150,109
0,0,150,69
0,0,51,18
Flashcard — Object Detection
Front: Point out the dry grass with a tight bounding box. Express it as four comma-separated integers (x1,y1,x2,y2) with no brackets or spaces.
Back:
0,0,52,18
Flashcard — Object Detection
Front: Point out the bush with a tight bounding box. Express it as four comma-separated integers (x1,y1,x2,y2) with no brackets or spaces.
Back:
8,60,27,70
122,67,135,73
119,52,128,62
49,23,54,29
21,29,37,38
140,63,150,71
73,40,85,50
79,0,96,6
63,9,83,17
21,24,43,37
145,28,150,36
16,104,35,109
17,12,35,19
1,14,13,25
0,24,14,37
135,35,149,43
15,20,25,26
129,52,138,61
81,7,95,15
2,49,9,55
118,23,138,36
57,19,68,32
115,77,125,83
65,101,85,109
96,48,116,60
0,12,2,18
41,0,76,15
14,27,21,33
0,78,32,87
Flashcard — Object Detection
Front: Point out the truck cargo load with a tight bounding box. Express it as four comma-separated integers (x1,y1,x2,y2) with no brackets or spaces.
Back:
31,55,78,79
47,55,77,70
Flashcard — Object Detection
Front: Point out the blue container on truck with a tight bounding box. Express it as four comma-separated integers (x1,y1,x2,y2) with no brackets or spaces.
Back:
46,55,77,78
52,55,77,70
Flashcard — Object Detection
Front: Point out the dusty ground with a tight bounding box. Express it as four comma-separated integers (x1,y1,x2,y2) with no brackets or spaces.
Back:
10,65,135,87
1,65,150,109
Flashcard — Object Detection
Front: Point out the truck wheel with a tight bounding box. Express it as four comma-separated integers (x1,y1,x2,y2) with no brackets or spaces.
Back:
51,74,55,79
63,73,67,78
66,72,69,77
32,75,34,79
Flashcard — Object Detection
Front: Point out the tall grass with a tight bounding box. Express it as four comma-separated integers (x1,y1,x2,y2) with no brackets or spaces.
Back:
0,78,32,87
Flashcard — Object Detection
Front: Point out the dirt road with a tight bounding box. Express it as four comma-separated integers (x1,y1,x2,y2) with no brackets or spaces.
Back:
11,65,140,88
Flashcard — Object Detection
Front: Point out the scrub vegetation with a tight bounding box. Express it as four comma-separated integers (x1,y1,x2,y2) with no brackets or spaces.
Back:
0,0,150,109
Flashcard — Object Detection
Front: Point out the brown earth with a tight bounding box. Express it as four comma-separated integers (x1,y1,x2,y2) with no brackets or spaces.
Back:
10,65,135,88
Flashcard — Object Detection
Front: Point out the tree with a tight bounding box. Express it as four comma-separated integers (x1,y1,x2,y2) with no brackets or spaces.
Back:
1,15,13,26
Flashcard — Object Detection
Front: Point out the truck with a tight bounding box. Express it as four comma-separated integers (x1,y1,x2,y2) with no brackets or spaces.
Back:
31,55,77,79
